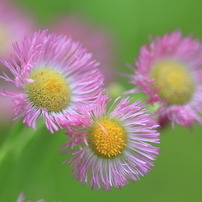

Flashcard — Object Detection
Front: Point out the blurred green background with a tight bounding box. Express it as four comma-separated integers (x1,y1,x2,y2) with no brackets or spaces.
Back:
1,0,202,201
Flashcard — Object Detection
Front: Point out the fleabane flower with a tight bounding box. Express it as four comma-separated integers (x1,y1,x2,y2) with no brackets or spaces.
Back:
60,93,160,191
0,30,104,133
126,31,202,127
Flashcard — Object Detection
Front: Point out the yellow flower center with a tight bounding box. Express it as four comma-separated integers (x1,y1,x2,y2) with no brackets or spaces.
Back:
150,59,195,105
27,68,71,112
87,118,127,158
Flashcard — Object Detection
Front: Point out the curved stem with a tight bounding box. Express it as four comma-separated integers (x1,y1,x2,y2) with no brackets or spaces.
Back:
0,120,45,166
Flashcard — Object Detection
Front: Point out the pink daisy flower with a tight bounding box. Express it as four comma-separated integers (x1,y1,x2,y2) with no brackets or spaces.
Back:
126,31,202,127
60,93,160,191
50,14,117,85
0,30,104,133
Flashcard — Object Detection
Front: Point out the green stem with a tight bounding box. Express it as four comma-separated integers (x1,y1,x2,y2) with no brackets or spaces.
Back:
0,119,45,166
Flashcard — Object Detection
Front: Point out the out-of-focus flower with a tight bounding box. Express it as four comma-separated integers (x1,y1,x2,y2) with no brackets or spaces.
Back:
0,1,35,61
126,31,202,127
60,93,160,191
0,30,104,133
0,1,35,125
107,81,126,98
16,192,62,202
50,14,118,85
16,192,44,202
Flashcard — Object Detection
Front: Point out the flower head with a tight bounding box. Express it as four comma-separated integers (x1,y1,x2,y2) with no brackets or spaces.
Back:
0,30,104,133
126,31,202,127
60,94,160,191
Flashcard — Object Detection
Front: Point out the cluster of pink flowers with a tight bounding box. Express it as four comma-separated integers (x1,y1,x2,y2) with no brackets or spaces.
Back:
0,29,160,191
2,0,202,195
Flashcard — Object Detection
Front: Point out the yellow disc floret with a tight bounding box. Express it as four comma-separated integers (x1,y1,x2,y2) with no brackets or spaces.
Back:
87,118,127,158
150,59,195,105
27,68,71,112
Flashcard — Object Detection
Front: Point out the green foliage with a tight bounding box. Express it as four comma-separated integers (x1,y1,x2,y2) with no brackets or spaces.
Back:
1,0,202,201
